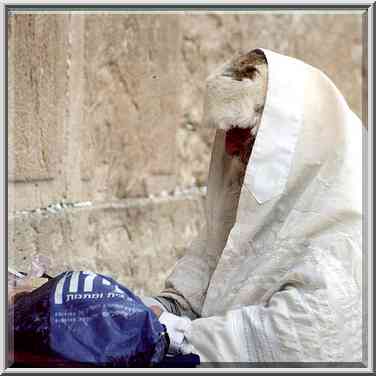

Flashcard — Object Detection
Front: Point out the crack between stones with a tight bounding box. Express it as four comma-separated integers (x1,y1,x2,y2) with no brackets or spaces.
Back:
10,185,208,219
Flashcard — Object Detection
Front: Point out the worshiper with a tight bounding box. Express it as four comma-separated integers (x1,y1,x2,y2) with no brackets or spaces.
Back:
143,48,364,363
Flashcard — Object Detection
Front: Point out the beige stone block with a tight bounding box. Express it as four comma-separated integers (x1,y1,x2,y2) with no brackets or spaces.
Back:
8,14,66,182
8,13,70,211
81,14,181,201
8,195,206,296
144,175,177,196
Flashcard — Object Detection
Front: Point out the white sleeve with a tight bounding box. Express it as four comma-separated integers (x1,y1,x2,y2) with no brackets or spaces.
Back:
174,284,358,363
157,226,211,319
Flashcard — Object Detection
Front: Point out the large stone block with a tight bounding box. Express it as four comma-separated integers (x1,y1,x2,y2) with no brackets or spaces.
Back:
8,13,70,211
81,14,181,201
8,194,206,296
8,14,67,182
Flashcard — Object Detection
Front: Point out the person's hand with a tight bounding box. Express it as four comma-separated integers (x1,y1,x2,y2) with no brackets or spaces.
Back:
158,311,193,355
142,297,195,355
150,305,162,318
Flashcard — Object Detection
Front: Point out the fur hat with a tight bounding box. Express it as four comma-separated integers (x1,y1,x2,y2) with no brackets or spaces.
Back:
202,49,268,134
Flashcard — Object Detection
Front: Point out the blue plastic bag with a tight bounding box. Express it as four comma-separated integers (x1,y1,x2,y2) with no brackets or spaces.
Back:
50,271,169,366
11,271,169,367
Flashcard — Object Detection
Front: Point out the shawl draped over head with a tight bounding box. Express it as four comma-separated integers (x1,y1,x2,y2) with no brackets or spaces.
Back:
158,48,364,363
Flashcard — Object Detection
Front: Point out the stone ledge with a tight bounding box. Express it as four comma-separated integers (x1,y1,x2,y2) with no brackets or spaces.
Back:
8,193,206,297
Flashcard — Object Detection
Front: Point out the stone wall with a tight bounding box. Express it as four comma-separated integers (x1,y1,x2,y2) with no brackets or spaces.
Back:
8,11,364,296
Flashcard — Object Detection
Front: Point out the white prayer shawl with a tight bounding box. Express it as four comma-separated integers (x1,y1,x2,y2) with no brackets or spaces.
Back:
159,48,364,363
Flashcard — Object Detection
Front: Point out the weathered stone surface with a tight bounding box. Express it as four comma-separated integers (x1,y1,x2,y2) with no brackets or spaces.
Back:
8,13,70,211
8,195,206,296
8,14,182,210
81,14,180,201
8,14,69,182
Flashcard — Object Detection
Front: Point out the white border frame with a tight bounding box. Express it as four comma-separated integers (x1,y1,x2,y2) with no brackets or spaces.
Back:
0,1,373,373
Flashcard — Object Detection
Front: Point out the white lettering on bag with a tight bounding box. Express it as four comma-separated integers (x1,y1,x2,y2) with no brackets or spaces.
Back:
68,271,80,293
54,272,68,304
83,271,97,292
